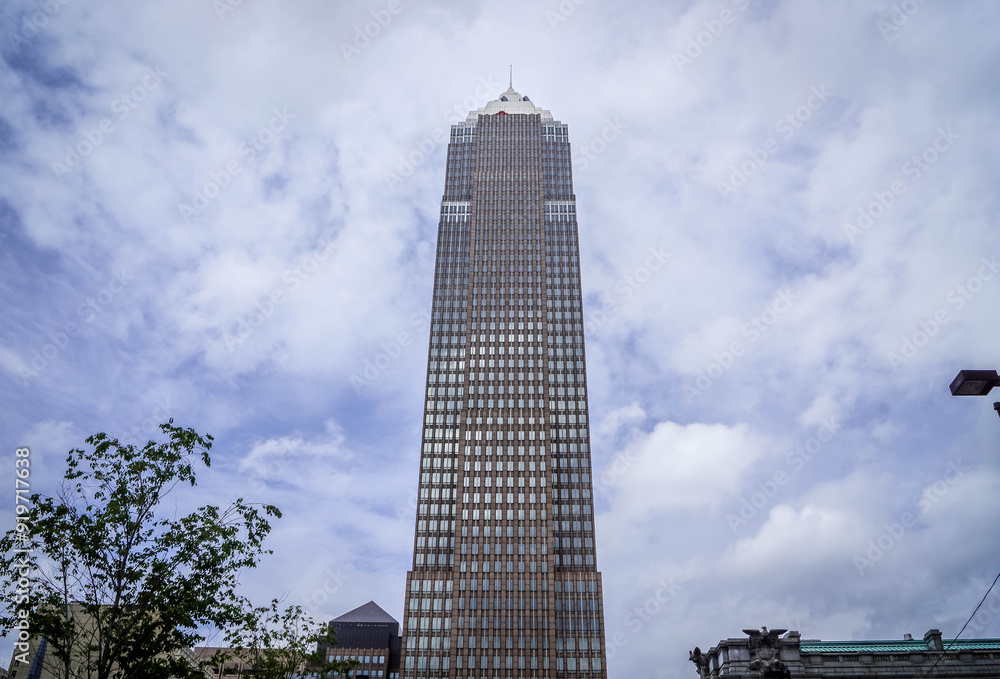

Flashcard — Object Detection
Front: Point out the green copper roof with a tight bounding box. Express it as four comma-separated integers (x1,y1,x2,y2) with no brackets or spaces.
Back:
801,640,1000,653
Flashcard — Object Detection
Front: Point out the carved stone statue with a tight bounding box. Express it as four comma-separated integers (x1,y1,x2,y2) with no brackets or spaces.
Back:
742,627,790,678
688,646,709,678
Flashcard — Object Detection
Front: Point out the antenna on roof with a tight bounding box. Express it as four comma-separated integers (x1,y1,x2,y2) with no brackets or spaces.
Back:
509,65,512,89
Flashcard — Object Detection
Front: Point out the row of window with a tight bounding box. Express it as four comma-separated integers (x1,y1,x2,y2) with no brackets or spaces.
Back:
330,654,387,664
449,653,547,671
547,266,580,277
414,519,455,534
418,543,557,560
554,597,600,612
423,459,543,477
446,399,544,410
548,428,589,439
438,308,541,320
405,631,602,654
460,508,546,521
419,539,585,558
420,436,540,451
546,214,577,224
552,473,590,485
466,334,544,345
550,488,591,500
466,371,543,381
414,520,594,539
547,236,579,246
423,400,462,412
424,420,587,440
410,577,555,594
414,556,595,572
427,347,464,358
418,445,572,463
460,491,546,504
416,505,551,523
432,254,467,265
405,635,561,657
449,126,477,142
541,125,569,141
550,503,593,516
457,595,549,612
415,535,455,548
557,657,602,672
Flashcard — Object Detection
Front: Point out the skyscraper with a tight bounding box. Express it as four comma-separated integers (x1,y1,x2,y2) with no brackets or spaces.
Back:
402,85,607,679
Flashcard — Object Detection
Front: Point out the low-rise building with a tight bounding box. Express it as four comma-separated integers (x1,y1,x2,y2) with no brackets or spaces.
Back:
323,601,402,679
6,603,200,679
191,646,249,677
691,627,1000,678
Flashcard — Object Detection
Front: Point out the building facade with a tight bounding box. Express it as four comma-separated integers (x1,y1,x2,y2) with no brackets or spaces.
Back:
401,86,608,679
325,601,402,679
690,627,1000,678
7,603,199,679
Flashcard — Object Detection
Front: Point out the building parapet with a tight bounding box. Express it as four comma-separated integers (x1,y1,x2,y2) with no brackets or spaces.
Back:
691,627,1000,678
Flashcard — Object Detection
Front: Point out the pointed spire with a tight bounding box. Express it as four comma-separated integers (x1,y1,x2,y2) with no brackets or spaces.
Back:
509,64,513,89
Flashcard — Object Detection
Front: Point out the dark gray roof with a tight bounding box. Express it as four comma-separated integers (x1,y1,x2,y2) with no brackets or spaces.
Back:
332,601,398,625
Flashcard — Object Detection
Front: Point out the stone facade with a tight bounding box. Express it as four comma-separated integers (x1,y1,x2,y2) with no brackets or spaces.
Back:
691,627,1000,677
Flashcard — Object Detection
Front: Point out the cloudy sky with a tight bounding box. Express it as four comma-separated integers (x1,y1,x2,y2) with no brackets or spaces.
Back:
2,0,1000,676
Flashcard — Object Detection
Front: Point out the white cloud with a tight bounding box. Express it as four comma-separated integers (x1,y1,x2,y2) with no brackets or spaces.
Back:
604,421,768,518
3,1,1000,677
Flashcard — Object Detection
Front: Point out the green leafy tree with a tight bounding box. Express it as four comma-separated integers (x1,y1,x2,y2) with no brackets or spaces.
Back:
223,600,359,679
0,421,281,679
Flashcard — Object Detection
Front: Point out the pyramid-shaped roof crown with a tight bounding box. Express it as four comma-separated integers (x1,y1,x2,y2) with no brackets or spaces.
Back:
332,600,398,625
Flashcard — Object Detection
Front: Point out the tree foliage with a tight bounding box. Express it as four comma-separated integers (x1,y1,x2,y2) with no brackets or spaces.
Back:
223,600,360,679
0,421,281,679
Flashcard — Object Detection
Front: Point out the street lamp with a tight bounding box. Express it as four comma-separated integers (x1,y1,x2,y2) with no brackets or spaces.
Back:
949,369,1000,418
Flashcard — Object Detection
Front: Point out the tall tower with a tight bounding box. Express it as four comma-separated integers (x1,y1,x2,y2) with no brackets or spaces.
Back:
402,86,607,679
